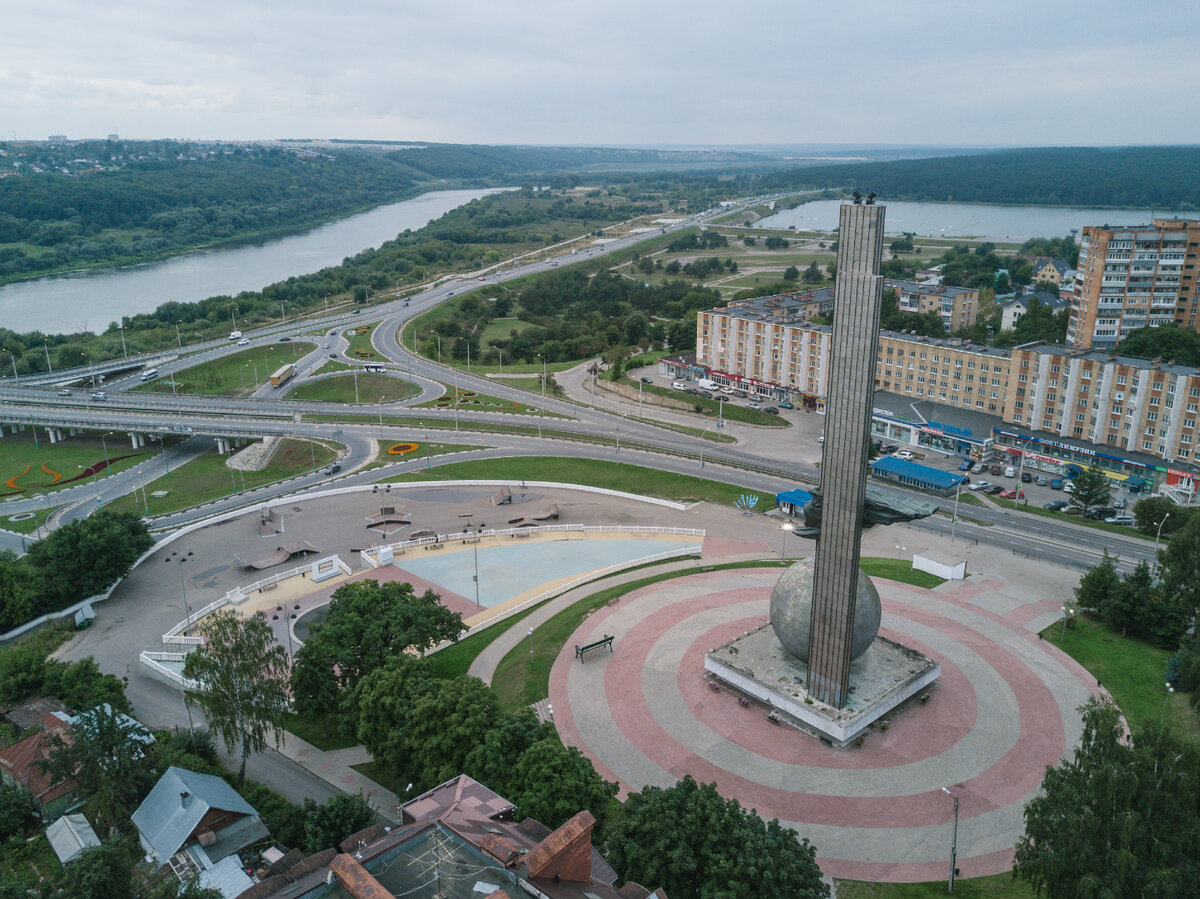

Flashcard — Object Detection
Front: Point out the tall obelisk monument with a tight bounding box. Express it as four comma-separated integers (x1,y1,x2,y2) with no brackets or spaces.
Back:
806,197,886,708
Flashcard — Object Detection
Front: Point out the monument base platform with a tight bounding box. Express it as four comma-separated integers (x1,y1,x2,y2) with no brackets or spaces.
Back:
704,623,940,748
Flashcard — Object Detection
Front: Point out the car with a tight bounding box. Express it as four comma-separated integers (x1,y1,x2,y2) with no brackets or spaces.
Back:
959,459,973,471
280,336,291,341
746,402,761,410
684,388,699,396
971,462,987,474
1105,515,1135,526
1044,500,1069,511
236,338,250,346
763,406,779,415
1050,479,1064,490
329,353,337,359
878,444,897,455
58,388,71,396
352,309,361,314
1036,476,1049,486
1085,507,1117,520
818,435,825,444
323,343,330,348
323,463,342,475
640,377,653,384
700,391,714,399
330,330,338,336
1004,466,1016,478
969,480,992,491
1000,488,1025,500
986,485,1006,495
1063,481,1075,493
1021,471,1033,483
778,401,794,409
720,387,733,394
893,450,915,461
1113,497,1127,510
990,464,1002,476
90,391,106,401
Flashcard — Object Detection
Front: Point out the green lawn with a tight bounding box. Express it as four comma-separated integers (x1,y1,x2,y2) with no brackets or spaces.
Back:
104,439,337,517
141,343,316,396
344,323,383,362
0,429,159,515
289,372,416,404
859,557,947,589
389,457,757,507
834,873,1035,899
413,388,532,414
0,834,60,893
491,560,784,711
1042,614,1175,732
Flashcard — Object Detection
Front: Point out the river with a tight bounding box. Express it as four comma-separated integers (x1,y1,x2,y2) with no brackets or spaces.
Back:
755,199,1200,242
0,188,502,335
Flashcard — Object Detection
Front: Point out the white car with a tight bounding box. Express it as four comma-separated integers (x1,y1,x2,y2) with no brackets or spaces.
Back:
969,480,992,492
1063,481,1075,493
237,338,250,346
1004,466,1016,478
893,450,915,461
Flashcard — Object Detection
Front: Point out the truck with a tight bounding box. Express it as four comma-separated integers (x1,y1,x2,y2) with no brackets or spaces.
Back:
697,378,718,392
270,363,296,388
139,368,159,382
229,330,243,340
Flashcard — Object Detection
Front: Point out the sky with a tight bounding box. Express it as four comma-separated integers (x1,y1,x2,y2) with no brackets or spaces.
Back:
4,0,1199,147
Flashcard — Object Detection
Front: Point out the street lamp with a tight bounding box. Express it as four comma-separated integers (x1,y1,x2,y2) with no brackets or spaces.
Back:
895,544,906,577
941,787,959,894
1152,513,1171,577
3,348,19,385
492,345,503,378
780,521,794,561
528,627,534,669
248,359,258,387
536,353,547,439
950,477,963,543
1060,603,1077,641
1162,682,1175,724
166,549,198,749
43,340,53,373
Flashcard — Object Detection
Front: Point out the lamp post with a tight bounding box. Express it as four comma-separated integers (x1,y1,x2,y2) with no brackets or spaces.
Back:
352,366,359,405
638,377,644,419
1162,682,1175,724
378,397,385,442
469,522,482,608
1152,513,1171,577
493,345,503,378
118,322,127,358
167,549,198,749
3,349,17,385
1060,603,1077,641
941,787,959,893
895,544,906,576
43,341,53,373
537,353,547,439
249,359,258,387
951,478,963,543
780,521,794,561
422,422,431,470
528,628,534,669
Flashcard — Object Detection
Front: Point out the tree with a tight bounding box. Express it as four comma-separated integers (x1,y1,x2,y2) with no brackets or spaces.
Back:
507,737,618,834
0,783,31,840
463,707,548,796
44,704,155,836
302,792,376,853
802,261,824,284
1074,550,1120,616
604,775,828,899
291,580,464,720
782,265,799,281
1015,697,1200,898
1157,513,1200,621
55,836,220,899
26,511,152,613
1133,496,1189,537
185,611,290,786
1067,466,1110,513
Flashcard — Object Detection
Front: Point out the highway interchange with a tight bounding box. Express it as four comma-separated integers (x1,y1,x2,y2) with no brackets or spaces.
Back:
1,197,1157,575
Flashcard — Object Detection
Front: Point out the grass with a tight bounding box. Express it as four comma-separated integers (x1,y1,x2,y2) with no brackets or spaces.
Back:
0,834,60,893
142,343,316,396
859,557,947,589
344,323,383,361
279,712,358,751
103,439,337,517
1000,501,1150,540
413,388,532,414
0,429,158,506
615,376,788,427
370,440,474,471
833,873,1035,899
351,760,406,796
491,560,785,711
289,372,416,404
1042,614,1174,732
388,456,756,507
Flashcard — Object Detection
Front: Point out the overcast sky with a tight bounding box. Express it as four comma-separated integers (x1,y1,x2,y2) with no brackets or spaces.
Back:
4,1,1198,147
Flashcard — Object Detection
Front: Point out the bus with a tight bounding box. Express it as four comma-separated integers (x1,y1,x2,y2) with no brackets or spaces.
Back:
139,368,159,382
364,363,385,373
270,363,296,388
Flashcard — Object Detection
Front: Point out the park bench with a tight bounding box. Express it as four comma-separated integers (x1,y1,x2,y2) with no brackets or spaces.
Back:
575,635,614,662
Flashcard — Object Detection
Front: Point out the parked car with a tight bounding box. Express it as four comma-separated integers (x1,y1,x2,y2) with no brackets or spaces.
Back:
1113,497,1126,510
969,480,992,492
1004,466,1016,478
894,450,915,461
972,463,987,474
763,407,779,415
640,377,653,384
1036,476,1049,486
879,444,898,454
990,464,1002,476
1050,479,1064,490
1085,507,1117,520
57,388,71,396
1105,514,1135,526
958,459,973,471
1044,500,1069,511
778,401,794,409
1063,481,1075,493
986,485,1006,495
1000,488,1025,500
1021,471,1032,483
746,402,761,410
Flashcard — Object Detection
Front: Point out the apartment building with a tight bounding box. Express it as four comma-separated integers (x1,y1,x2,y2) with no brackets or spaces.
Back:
1067,219,1200,350
695,292,833,401
875,331,1012,415
886,279,981,332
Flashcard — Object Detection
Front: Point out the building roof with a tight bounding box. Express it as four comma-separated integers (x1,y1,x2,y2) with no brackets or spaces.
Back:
704,289,835,326
197,854,255,899
0,712,74,808
885,278,976,298
0,697,67,732
45,813,99,864
131,766,259,863
871,456,965,489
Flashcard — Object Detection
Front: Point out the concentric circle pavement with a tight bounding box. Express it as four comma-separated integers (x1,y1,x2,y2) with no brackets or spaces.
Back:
549,558,1105,882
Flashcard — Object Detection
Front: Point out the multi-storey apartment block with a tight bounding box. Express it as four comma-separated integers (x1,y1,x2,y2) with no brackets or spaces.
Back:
886,280,981,332
875,332,1012,415
1067,219,1200,350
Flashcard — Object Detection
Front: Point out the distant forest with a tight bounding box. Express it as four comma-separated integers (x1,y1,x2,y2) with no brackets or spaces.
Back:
759,147,1200,209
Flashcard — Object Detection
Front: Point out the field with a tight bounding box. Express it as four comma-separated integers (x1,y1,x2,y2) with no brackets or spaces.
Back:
140,342,316,396
102,439,337,517
289,372,416,404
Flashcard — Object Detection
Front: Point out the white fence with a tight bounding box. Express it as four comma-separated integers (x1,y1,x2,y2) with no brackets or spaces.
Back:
138,650,197,689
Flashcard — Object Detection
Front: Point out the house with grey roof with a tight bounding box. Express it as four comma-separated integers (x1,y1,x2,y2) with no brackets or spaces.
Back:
1000,290,1068,331
131,766,267,869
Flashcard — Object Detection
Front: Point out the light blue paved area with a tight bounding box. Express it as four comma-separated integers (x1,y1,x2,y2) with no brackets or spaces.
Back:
397,537,700,608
